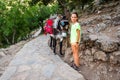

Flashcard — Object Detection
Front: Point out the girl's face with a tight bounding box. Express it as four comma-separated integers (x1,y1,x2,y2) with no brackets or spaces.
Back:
71,14,78,23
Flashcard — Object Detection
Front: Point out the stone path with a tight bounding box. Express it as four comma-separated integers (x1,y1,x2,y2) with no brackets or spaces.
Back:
0,35,85,80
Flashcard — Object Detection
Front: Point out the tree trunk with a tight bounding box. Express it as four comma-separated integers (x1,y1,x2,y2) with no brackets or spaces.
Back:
3,36,11,45
12,29,16,44
57,0,70,20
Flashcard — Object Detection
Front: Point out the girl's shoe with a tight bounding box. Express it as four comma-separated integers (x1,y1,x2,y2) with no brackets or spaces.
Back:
71,63,80,71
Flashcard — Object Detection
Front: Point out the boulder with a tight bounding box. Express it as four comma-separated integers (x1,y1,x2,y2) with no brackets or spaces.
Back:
94,23,107,33
101,14,111,20
82,34,95,48
96,34,119,52
94,51,107,61
0,51,6,58
110,51,120,64
64,47,73,64
116,27,120,39
85,49,92,56
112,16,120,26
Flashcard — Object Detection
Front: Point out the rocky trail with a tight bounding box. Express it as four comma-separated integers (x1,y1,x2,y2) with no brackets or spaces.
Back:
0,35,85,80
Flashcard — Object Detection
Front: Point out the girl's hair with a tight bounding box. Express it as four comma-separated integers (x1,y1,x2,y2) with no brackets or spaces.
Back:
71,12,78,18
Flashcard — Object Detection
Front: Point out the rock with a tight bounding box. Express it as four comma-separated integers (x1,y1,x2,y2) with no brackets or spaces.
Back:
108,67,113,72
110,51,120,64
113,51,120,56
85,49,91,56
91,47,98,55
101,14,111,20
87,27,94,33
80,43,86,50
116,27,120,39
82,33,90,41
116,5,120,15
32,27,42,38
100,41,118,52
80,18,93,26
94,51,107,61
85,55,94,62
17,65,31,73
82,34,95,48
0,51,6,58
112,16,120,26
89,34,98,41
0,67,5,76
64,47,73,64
96,34,119,52
0,55,12,67
103,20,112,26
93,0,101,5
94,23,107,32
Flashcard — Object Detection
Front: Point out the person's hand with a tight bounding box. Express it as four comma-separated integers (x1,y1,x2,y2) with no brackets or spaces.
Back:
76,42,79,44
76,42,79,46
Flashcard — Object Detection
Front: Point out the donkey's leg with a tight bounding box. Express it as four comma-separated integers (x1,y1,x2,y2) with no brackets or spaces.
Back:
59,37,64,55
53,38,57,55
50,36,53,48
59,41,63,55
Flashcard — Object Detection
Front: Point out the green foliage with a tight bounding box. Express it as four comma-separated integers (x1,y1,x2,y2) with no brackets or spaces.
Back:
29,0,95,14
0,0,59,47
29,0,54,6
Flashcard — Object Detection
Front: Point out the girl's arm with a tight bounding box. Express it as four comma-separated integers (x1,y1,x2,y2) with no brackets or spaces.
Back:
76,29,80,43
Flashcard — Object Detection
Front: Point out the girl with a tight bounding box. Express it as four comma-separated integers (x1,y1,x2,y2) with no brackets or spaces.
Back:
70,12,81,71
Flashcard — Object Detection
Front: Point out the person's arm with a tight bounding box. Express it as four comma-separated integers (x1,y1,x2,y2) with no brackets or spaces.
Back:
76,29,80,43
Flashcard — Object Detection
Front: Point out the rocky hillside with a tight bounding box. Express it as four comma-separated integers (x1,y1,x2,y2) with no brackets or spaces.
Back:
79,1,120,63
62,1,120,80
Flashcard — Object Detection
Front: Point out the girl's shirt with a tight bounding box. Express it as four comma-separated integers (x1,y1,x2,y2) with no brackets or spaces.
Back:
70,22,81,43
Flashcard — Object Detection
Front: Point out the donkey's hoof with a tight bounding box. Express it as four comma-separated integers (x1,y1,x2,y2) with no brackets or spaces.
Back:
53,50,56,55
54,52,57,55
60,52,64,56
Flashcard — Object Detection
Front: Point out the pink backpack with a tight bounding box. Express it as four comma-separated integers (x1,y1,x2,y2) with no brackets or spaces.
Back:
44,19,53,34
44,24,53,34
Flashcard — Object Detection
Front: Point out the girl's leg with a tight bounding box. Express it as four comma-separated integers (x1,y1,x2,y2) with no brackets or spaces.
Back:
71,44,80,67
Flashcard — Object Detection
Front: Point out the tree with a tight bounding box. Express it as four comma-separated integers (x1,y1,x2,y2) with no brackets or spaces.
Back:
0,0,59,47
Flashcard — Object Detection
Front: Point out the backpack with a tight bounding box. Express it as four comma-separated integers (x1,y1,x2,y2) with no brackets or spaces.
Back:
59,19,69,30
44,19,53,34
61,21,65,26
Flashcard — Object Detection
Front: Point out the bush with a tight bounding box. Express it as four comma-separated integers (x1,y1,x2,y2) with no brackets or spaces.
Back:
0,0,58,47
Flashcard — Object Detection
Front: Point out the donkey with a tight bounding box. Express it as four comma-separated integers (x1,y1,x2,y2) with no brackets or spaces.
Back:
50,15,69,55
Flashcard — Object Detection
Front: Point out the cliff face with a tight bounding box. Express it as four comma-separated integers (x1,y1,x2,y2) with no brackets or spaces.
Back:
62,1,120,80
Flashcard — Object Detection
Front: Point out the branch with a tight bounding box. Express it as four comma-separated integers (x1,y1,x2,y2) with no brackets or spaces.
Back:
12,29,16,44
57,0,66,7
3,36,11,44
